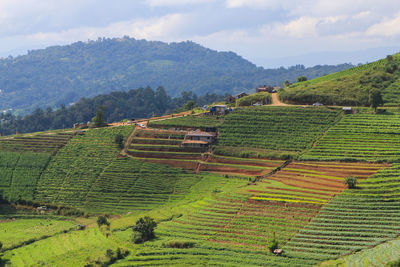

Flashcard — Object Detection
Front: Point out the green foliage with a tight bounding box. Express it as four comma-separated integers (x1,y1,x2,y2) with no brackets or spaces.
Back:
296,76,307,82
183,100,196,111
236,92,272,106
163,240,195,248
96,216,110,227
387,259,400,267
344,176,357,189
92,108,107,128
369,88,384,111
0,37,354,115
132,216,157,243
114,134,124,149
268,232,279,253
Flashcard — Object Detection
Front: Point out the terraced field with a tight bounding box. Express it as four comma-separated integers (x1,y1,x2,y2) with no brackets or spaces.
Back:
0,132,75,202
148,114,224,129
84,157,202,213
0,132,74,153
217,106,341,151
35,126,134,207
129,129,284,176
249,161,385,205
301,113,400,162
284,164,400,264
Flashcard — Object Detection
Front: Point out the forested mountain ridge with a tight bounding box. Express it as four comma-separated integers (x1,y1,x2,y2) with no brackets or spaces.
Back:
0,37,353,114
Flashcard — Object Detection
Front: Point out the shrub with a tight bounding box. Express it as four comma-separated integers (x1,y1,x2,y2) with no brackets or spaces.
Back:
163,240,195,248
344,176,357,189
114,134,124,149
132,216,157,244
97,215,110,227
296,76,307,82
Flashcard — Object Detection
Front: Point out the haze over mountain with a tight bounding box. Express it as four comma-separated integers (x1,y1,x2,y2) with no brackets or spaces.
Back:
0,37,353,115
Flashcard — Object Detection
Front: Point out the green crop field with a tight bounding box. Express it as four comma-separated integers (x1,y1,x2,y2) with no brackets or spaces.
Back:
217,106,341,151
148,114,224,129
284,164,400,265
301,113,400,162
34,126,134,207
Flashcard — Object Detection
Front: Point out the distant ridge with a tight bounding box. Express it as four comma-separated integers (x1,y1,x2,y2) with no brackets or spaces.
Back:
0,37,353,114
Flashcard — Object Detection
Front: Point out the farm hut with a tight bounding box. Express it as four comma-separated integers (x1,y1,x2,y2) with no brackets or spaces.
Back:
313,102,323,106
210,105,228,115
184,131,216,144
235,92,248,99
342,107,352,114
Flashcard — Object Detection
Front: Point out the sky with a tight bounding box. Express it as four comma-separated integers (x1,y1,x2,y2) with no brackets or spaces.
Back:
1,0,400,67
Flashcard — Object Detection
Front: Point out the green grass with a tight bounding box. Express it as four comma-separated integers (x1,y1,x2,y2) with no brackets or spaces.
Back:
0,218,75,250
280,53,400,106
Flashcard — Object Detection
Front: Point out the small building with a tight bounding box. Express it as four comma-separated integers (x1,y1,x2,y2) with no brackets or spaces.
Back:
184,131,216,143
257,85,273,93
181,140,209,148
313,102,324,106
236,92,248,99
342,107,352,114
210,105,228,115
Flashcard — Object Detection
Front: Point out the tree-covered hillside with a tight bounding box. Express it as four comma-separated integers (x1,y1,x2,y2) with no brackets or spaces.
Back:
280,53,400,106
0,86,223,136
0,37,353,114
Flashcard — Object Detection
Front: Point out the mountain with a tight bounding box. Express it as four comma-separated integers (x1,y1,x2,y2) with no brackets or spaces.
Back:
0,37,353,114
280,53,400,106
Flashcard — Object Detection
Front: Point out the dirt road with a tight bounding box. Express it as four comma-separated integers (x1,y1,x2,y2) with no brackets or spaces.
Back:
271,93,289,106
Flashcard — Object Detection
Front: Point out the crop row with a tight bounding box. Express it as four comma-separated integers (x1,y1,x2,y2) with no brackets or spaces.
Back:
301,113,400,162
284,164,400,264
218,106,341,151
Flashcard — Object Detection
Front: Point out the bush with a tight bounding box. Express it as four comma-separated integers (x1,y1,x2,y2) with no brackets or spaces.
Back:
114,134,124,149
268,232,279,253
344,176,357,189
296,76,307,82
97,215,110,227
132,216,157,244
163,240,195,248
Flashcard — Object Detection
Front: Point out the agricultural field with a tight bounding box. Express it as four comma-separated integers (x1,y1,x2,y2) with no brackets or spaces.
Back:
34,126,134,208
0,132,75,203
301,113,400,162
84,157,202,213
0,218,75,250
217,106,341,151
284,164,400,264
248,161,385,205
148,114,224,129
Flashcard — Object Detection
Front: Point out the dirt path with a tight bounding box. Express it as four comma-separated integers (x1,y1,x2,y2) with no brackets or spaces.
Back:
270,93,289,106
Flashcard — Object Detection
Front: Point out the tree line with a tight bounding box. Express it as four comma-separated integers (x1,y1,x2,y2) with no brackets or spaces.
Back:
0,86,225,136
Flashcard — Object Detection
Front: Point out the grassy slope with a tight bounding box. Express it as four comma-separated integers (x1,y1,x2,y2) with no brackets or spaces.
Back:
280,53,400,105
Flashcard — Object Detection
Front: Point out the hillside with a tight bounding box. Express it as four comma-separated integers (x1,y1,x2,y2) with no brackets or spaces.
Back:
280,53,400,106
1,105,400,266
0,37,353,114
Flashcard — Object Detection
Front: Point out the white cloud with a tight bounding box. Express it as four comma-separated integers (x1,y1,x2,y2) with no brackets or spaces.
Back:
27,13,189,43
366,13,400,37
146,0,215,6
225,0,282,9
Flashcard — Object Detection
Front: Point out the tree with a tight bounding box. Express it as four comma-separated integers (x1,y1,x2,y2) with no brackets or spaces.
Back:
268,232,279,253
97,215,110,227
344,176,357,189
132,216,157,244
283,80,290,87
369,89,383,112
183,100,196,111
92,107,108,127
296,76,307,82
114,134,124,149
